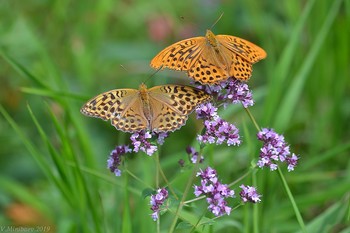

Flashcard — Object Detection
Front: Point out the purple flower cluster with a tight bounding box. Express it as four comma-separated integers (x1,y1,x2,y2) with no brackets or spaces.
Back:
107,145,132,176
186,146,204,164
196,103,241,146
239,185,261,203
150,188,169,221
195,78,254,108
194,167,235,216
257,128,299,171
130,131,168,156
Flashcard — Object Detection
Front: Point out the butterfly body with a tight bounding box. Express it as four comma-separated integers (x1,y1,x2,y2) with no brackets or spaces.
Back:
150,29,266,84
81,84,212,133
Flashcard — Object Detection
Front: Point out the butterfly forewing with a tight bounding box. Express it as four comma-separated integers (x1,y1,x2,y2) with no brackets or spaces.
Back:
150,37,205,71
80,89,139,121
216,35,267,63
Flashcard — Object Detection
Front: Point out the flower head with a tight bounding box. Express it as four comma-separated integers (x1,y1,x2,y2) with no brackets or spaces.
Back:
256,128,299,171
239,185,261,203
107,145,132,176
195,79,254,108
196,110,241,146
150,188,169,221
130,131,168,156
194,167,235,216
196,102,218,120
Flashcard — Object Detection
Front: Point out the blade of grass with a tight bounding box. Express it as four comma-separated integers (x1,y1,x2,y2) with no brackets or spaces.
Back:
0,50,49,88
21,87,87,101
0,105,56,187
274,0,343,130
26,104,75,207
263,0,317,123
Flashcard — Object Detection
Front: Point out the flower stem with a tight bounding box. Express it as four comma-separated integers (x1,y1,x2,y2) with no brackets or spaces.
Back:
228,168,252,187
168,150,202,233
125,169,153,189
155,150,159,188
154,149,178,200
244,107,261,132
252,168,259,233
277,167,306,233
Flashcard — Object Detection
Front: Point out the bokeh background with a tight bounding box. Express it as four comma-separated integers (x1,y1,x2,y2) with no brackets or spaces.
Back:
0,0,349,232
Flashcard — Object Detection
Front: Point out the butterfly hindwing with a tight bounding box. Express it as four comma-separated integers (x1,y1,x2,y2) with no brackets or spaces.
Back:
148,85,212,116
147,97,188,132
111,99,149,133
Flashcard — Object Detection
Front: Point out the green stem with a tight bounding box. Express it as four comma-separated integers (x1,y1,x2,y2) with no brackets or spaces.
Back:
125,169,153,189
155,150,159,188
168,150,202,233
252,169,258,233
244,105,306,232
244,107,261,131
154,149,178,200
154,151,161,233
228,168,253,187
277,167,306,233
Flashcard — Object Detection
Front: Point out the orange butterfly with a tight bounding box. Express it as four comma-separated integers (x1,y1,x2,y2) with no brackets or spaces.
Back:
150,30,266,84
81,84,212,133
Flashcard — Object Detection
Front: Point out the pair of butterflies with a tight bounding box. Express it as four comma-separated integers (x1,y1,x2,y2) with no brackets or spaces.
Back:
81,30,266,133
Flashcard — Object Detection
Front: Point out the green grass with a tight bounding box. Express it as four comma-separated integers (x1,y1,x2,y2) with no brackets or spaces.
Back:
1,0,350,232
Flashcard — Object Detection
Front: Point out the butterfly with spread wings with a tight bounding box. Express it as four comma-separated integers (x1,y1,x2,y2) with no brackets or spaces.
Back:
150,30,266,84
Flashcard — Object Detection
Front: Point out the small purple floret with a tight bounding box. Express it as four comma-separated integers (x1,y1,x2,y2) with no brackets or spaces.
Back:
239,185,262,203
194,167,235,216
150,188,169,221
257,128,299,171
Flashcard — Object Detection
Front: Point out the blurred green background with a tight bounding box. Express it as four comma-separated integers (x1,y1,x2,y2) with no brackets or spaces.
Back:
0,0,349,232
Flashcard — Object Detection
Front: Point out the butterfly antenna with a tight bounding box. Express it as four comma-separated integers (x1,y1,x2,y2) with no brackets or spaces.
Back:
210,12,224,30
120,64,128,72
143,66,163,84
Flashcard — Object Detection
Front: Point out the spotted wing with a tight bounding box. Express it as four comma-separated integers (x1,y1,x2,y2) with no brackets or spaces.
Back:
150,37,206,71
148,85,212,132
229,53,253,81
187,47,230,84
216,35,267,63
80,89,149,132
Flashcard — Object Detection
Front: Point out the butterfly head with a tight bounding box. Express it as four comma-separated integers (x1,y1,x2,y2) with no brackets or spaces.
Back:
139,83,148,90
205,30,218,47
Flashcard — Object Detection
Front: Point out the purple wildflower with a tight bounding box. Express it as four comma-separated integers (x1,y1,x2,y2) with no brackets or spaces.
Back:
195,79,254,108
256,128,299,171
286,153,299,172
194,167,235,216
220,79,254,108
156,132,168,145
196,102,218,120
239,185,261,203
196,112,241,146
107,145,132,176
150,188,169,221
186,146,204,164
130,131,158,156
